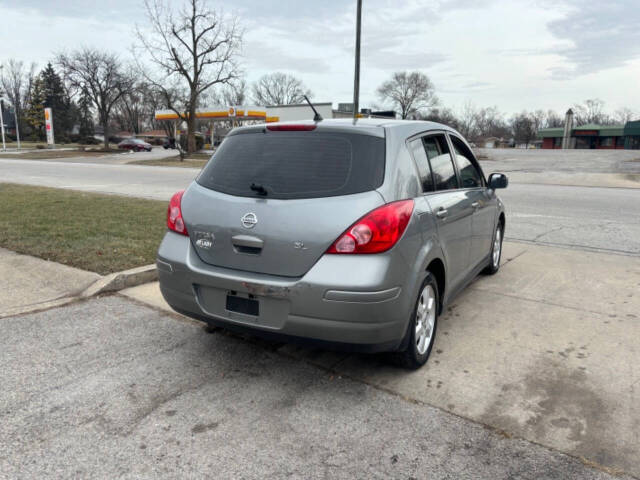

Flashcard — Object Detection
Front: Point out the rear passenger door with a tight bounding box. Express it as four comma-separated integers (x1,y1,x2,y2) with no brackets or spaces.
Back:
407,133,473,294
448,134,497,269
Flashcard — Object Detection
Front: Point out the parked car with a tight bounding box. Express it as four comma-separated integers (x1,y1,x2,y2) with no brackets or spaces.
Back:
117,138,152,152
157,119,508,368
163,137,177,149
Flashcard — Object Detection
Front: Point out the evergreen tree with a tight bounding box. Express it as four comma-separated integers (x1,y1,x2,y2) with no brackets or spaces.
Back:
25,63,76,141
26,76,46,140
40,63,74,140
78,87,94,138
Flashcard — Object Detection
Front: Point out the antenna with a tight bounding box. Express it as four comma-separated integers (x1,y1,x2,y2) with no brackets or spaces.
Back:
303,95,323,122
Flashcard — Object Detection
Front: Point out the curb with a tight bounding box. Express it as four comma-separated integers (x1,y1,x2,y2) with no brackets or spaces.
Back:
81,264,158,298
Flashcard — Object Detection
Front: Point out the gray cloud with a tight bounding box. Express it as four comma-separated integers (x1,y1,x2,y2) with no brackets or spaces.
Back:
545,0,640,77
365,50,449,71
460,81,493,89
0,0,145,20
243,41,331,74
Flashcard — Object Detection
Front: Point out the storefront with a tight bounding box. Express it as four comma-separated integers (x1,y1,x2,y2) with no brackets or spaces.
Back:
624,120,640,149
539,122,637,149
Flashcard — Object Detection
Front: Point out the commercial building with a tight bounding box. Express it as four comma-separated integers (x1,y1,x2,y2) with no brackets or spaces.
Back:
538,120,640,150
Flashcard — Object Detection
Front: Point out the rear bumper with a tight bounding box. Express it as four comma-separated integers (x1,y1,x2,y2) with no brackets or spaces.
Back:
157,232,419,352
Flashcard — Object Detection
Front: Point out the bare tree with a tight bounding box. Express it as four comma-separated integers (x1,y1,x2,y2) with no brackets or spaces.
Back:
113,78,166,134
457,101,478,139
222,78,247,106
474,106,509,139
545,110,564,128
511,112,536,147
114,84,145,134
135,0,242,153
529,109,547,136
573,99,609,125
420,107,460,130
0,59,37,136
57,48,133,150
377,71,438,119
251,73,311,106
614,107,636,124
202,77,247,107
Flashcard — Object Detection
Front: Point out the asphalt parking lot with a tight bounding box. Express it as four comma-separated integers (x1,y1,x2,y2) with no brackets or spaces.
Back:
1,289,634,480
1,148,640,478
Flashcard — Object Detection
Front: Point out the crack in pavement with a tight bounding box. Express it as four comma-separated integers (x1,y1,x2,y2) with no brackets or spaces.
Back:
505,238,640,257
531,226,566,242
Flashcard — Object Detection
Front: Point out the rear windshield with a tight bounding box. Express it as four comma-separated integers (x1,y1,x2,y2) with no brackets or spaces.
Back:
196,130,385,199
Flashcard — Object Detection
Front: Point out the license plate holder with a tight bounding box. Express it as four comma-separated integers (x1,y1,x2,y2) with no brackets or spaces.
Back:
225,294,259,317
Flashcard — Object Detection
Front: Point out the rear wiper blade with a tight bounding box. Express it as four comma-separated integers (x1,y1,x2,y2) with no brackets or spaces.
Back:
250,183,268,196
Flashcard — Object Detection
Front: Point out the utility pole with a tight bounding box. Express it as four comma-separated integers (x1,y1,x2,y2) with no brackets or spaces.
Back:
0,99,6,151
14,106,20,149
1,97,20,150
352,0,362,120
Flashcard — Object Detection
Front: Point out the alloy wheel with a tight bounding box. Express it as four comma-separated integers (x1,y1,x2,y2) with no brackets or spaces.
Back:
415,284,436,355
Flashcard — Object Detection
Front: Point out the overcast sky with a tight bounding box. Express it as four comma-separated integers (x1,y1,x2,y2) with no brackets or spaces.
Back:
2,0,639,117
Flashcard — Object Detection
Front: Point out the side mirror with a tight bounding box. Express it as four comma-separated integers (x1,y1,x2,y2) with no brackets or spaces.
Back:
488,173,508,189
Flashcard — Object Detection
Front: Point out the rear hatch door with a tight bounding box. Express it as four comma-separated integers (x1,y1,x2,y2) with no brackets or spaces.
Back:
182,127,386,277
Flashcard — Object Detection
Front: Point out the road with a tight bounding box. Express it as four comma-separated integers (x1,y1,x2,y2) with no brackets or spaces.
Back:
2,157,639,255
0,157,196,200
499,183,640,255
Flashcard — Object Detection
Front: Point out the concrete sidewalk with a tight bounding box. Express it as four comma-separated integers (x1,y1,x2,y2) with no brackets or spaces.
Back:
0,248,100,318
122,242,640,477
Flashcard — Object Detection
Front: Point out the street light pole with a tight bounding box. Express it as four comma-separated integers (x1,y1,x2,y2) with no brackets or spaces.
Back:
352,0,362,121
14,106,20,149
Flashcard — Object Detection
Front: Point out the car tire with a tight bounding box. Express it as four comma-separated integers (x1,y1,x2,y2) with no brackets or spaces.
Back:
394,273,439,369
483,221,504,275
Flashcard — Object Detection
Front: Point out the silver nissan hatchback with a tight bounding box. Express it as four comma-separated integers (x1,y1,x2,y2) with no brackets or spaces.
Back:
157,119,507,368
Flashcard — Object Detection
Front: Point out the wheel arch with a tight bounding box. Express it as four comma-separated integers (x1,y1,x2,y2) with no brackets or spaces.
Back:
426,257,446,314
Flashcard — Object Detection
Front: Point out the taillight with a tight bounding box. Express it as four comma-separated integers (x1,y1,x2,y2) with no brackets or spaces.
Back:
266,124,316,131
326,200,414,254
167,190,188,236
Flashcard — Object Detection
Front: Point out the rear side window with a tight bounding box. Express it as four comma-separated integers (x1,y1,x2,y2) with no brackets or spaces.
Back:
425,135,458,191
197,131,385,199
408,138,434,192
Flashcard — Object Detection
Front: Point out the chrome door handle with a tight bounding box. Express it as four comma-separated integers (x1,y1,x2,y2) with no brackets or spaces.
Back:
435,208,448,219
471,202,480,209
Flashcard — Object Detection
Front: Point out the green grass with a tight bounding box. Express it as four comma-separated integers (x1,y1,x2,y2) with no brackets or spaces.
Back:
0,184,167,275
2,141,83,149
1,150,114,160
128,153,210,168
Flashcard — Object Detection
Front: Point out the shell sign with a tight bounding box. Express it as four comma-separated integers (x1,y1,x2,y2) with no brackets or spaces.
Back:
44,108,54,145
228,107,236,117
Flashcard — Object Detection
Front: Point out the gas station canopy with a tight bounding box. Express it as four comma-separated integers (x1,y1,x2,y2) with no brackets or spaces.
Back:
154,106,279,123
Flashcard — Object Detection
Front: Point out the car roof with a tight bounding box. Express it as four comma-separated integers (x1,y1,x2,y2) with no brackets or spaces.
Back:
230,118,460,139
